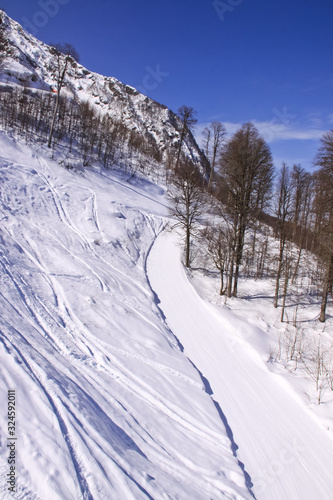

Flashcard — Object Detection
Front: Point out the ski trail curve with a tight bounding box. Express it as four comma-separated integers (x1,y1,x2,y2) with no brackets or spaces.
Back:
147,229,333,500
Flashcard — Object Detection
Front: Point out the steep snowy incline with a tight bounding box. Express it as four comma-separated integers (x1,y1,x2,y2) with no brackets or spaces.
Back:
0,133,251,499
0,10,203,167
147,229,333,500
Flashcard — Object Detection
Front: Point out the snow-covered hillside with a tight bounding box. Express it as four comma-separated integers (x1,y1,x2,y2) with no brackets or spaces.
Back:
1,128,332,500
1,10,332,500
0,132,252,499
0,11,203,167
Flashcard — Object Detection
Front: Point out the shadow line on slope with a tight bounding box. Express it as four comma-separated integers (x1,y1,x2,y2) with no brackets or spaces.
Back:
145,229,257,499
193,364,257,500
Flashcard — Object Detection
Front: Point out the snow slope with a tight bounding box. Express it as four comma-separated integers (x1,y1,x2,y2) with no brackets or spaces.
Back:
0,132,251,499
147,229,333,500
0,11,203,168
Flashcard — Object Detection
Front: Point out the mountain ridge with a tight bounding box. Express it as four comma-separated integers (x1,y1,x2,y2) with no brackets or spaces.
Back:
0,10,204,169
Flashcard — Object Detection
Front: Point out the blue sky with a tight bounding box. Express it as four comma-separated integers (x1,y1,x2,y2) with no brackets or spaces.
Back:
3,0,333,169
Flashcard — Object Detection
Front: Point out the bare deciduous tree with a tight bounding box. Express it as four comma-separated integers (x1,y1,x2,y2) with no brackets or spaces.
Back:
48,43,80,148
219,122,274,297
202,121,226,191
313,130,333,322
169,158,203,268
175,105,197,172
274,163,293,308
202,126,211,159
303,338,332,404
280,243,293,322
290,165,313,283
201,222,233,295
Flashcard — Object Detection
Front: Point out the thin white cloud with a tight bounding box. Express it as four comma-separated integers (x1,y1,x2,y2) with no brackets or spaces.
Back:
252,121,325,142
195,119,327,145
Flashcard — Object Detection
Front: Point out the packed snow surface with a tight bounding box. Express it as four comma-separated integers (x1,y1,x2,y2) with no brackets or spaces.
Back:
148,230,333,500
0,133,251,499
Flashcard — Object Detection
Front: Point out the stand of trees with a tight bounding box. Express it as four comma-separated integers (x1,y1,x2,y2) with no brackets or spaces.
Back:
169,157,203,268
0,86,162,169
170,113,332,322
0,72,331,321
218,123,274,297
313,131,333,322
48,43,80,148
274,163,293,309
202,121,226,190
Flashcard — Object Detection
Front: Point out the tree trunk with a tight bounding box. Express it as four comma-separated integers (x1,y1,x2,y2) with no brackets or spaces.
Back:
227,227,237,298
319,285,329,323
252,227,257,257
208,150,216,192
274,239,285,308
281,268,289,322
48,92,60,148
227,257,234,298
232,252,240,296
219,268,224,295
185,225,190,268
232,225,245,297
319,253,333,322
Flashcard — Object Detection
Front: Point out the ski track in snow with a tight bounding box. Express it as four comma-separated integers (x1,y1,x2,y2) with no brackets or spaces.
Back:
147,229,333,500
1,135,332,500
36,156,156,298
0,140,252,499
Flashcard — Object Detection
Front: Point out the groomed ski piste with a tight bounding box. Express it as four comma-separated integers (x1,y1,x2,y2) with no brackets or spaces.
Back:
0,131,332,499
148,231,333,500
0,132,253,500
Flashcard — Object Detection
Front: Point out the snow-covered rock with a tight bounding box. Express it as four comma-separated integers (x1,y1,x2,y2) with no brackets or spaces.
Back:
0,10,204,168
